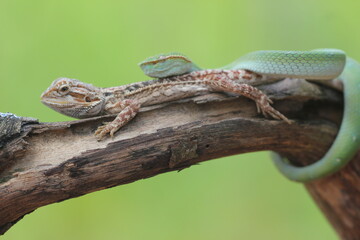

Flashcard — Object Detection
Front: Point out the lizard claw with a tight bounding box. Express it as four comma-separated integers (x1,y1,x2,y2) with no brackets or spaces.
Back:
256,96,291,124
94,124,108,141
95,123,116,141
95,122,124,141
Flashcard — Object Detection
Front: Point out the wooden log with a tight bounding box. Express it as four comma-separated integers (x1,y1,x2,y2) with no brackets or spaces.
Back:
1,79,356,239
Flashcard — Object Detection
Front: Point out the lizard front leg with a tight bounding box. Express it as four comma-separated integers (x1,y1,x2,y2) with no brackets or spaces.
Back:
95,99,140,140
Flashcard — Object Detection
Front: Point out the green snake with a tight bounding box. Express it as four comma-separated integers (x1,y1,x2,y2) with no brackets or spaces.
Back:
139,49,360,182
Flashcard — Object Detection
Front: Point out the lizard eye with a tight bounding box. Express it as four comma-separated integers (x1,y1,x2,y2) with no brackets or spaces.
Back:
59,85,69,93
84,96,92,102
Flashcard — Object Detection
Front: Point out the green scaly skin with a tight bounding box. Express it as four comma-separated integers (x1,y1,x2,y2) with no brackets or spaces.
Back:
271,56,360,181
139,49,360,182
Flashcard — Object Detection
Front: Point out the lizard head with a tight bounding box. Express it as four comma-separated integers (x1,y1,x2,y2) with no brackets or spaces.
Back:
41,77,106,119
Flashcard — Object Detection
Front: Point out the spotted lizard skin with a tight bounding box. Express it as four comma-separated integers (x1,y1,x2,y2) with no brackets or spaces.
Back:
41,69,289,140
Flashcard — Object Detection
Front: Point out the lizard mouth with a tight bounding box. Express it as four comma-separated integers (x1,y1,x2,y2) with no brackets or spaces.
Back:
41,96,97,105
41,98,92,108
41,99,69,105
41,97,103,114
40,99,76,110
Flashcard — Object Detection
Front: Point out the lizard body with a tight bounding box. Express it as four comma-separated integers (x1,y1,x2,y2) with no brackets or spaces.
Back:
41,69,288,139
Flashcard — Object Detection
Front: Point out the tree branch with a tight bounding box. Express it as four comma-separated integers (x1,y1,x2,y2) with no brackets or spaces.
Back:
0,79,357,239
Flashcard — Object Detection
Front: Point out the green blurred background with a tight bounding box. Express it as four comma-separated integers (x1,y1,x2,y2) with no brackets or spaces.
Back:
2,0,359,239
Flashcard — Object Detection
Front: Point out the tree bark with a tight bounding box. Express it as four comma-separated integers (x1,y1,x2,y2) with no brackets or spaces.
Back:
0,79,358,239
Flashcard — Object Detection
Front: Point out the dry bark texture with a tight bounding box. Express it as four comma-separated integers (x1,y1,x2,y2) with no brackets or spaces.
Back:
0,78,358,239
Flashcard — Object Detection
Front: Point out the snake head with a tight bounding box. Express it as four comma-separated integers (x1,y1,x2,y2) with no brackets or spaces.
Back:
139,52,200,78
41,77,106,119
